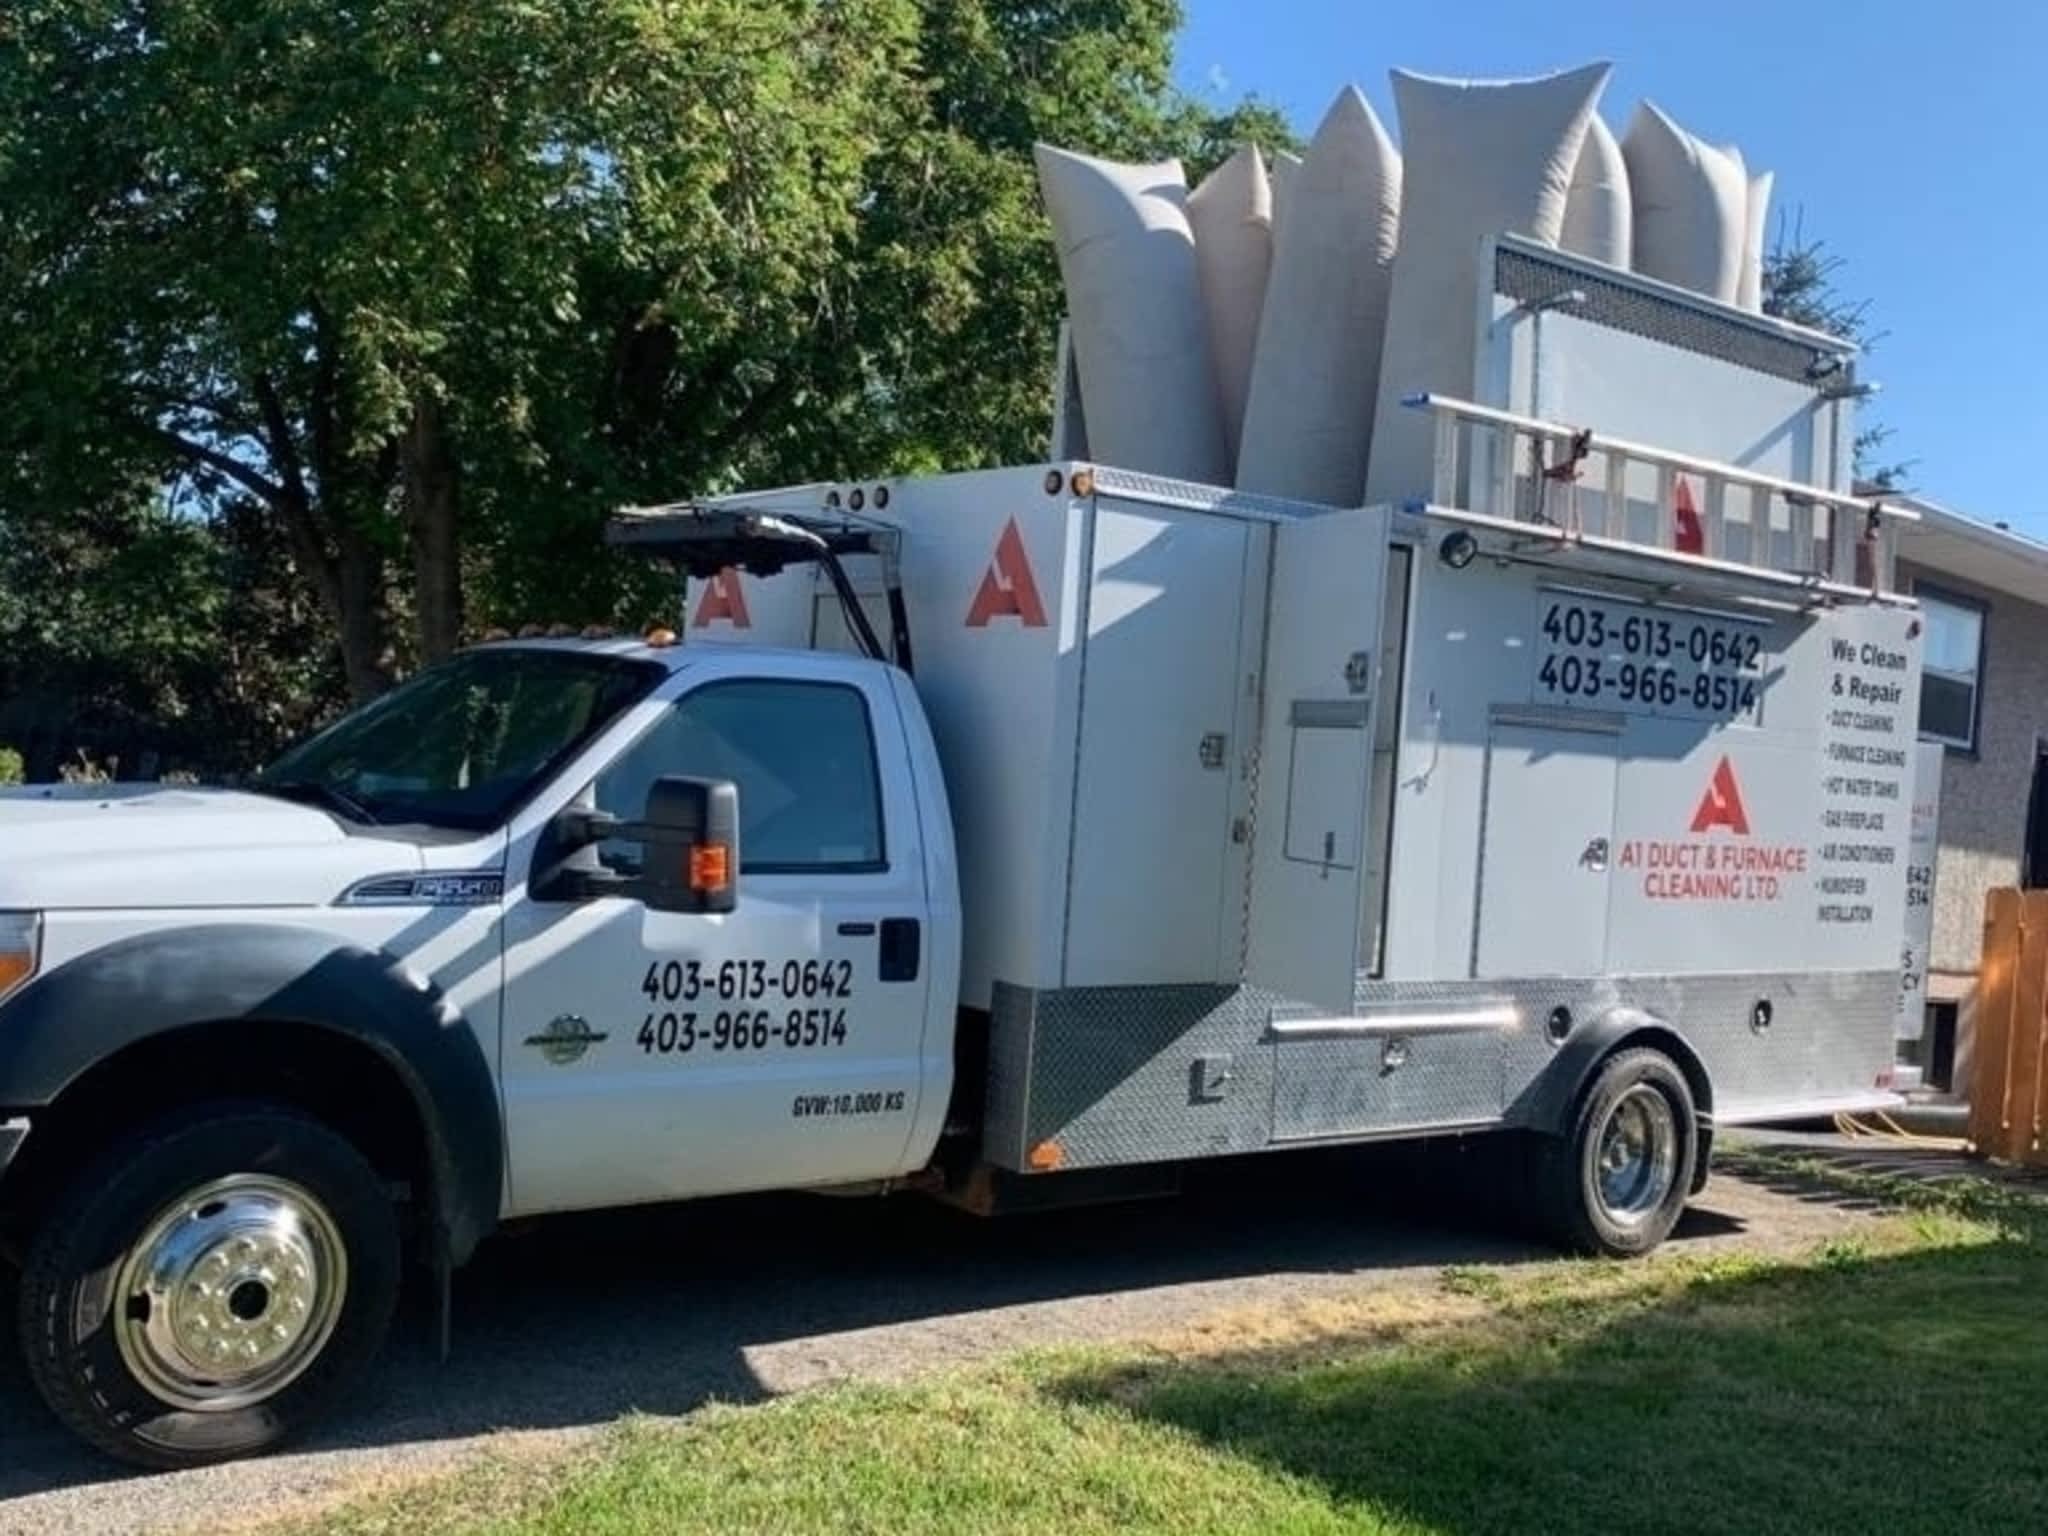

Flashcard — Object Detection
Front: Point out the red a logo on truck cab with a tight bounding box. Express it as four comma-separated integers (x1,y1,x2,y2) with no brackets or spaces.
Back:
1689,756,1752,835
965,518,1048,628
692,567,752,629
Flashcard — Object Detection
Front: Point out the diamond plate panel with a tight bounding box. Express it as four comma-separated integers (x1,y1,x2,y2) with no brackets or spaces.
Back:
982,981,1038,1171
1495,246,1838,384
1496,970,1898,1124
984,970,1898,1172
1272,1029,1503,1142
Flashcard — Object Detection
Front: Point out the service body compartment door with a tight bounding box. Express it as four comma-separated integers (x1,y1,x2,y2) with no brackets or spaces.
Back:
1244,506,1392,1013
1474,714,1621,977
1064,499,1252,986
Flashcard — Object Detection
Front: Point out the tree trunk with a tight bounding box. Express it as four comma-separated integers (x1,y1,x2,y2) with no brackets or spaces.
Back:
402,395,463,664
333,530,393,703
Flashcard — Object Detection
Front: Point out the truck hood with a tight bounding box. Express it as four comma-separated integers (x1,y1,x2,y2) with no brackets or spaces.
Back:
0,785,424,910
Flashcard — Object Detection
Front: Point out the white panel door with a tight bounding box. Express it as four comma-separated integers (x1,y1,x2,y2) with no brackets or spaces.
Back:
1243,506,1392,1013
1064,502,1249,985
1474,718,1620,978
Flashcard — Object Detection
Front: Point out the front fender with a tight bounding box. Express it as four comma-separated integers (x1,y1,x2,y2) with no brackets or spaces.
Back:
0,923,502,1262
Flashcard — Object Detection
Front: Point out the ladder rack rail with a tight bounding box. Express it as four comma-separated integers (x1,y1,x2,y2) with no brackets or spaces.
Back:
1404,392,1915,596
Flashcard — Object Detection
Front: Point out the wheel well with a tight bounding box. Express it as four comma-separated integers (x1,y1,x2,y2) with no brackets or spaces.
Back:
1,1019,432,1252
1603,1025,1714,1120
1581,1025,1716,1195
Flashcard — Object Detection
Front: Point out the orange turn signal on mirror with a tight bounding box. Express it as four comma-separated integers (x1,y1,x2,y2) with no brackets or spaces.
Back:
0,912,40,1000
688,842,732,894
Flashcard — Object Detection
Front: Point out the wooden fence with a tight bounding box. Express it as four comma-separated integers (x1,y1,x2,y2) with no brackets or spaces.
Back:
1972,889,2048,1166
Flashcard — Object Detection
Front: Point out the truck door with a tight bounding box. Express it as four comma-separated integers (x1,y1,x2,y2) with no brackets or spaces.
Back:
1243,506,1393,1014
497,661,934,1216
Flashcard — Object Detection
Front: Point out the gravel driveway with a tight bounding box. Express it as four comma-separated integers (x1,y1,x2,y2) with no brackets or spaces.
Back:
0,1147,1877,1536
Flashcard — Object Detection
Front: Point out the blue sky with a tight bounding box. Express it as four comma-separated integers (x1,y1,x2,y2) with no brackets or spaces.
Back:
1175,0,2045,531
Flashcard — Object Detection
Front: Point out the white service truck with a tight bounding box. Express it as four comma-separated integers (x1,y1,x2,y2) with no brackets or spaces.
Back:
0,236,1924,1466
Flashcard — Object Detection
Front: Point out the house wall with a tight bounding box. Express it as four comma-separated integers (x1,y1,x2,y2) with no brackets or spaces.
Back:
1896,559,2048,978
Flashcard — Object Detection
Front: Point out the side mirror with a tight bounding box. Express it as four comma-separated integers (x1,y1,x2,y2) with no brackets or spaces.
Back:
634,776,740,915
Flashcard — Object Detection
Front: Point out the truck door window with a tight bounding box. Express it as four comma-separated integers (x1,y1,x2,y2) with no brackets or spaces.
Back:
594,679,885,874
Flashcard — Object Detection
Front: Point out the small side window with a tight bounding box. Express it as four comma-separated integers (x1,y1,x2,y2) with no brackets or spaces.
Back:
1914,585,1985,753
594,679,885,874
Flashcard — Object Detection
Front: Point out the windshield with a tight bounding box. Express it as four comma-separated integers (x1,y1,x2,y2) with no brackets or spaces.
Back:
255,648,662,831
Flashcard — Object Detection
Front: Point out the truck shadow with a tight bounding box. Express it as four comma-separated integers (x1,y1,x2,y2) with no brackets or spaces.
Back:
0,1141,1748,1503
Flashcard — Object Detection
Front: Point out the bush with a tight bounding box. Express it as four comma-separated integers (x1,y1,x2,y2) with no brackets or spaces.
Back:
0,746,22,785
56,749,114,784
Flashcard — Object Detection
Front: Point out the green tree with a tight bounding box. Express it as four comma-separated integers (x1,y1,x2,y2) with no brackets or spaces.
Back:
1761,208,1909,489
1,0,918,697
468,3,1299,626
1,1,1291,703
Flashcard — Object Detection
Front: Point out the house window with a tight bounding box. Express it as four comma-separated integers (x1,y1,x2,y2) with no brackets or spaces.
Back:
1915,586,1985,751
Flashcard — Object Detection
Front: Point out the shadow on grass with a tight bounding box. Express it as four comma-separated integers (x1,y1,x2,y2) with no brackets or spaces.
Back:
1056,1196,2048,1536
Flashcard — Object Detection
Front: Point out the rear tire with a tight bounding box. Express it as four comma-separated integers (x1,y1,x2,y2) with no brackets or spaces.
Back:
17,1103,399,1469
1535,1048,1697,1257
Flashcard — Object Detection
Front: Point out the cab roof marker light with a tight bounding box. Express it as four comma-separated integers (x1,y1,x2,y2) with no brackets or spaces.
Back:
0,911,42,1002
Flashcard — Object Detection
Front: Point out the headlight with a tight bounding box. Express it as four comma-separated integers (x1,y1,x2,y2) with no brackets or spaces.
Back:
0,912,40,1002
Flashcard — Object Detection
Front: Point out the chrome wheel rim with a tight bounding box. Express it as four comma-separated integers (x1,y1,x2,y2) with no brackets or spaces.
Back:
1593,1085,1679,1227
113,1174,348,1412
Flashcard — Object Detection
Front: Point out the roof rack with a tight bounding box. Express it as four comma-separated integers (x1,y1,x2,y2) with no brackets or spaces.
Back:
607,502,912,672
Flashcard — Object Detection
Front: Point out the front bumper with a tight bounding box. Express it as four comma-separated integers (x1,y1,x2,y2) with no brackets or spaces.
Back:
0,1118,27,1179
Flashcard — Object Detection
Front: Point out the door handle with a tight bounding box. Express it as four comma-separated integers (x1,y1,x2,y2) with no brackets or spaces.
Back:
878,917,921,982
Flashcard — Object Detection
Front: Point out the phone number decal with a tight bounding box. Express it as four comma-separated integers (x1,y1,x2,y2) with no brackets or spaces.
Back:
635,958,856,1057
642,957,852,1005
1535,594,1766,723
636,1006,849,1055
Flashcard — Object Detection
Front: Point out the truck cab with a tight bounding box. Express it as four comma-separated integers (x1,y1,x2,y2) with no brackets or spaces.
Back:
0,634,959,1467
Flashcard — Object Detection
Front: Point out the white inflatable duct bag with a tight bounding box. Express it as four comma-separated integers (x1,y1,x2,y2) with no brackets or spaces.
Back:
1235,87,1402,506
1622,101,1748,304
1737,169,1774,313
1268,149,1304,247
1561,113,1632,269
1186,145,1275,466
1365,62,1610,504
1033,144,1229,484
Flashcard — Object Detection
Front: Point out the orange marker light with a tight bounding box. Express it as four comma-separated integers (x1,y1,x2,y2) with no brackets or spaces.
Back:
1026,1139,1065,1172
688,842,732,894
0,913,39,999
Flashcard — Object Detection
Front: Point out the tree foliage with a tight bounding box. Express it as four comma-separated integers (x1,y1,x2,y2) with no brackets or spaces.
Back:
1760,207,1908,489
1,1,1293,752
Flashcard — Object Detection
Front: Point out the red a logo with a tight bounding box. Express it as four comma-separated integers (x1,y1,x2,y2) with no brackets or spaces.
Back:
1673,477,1705,556
1689,756,1752,835
965,518,1048,628
692,567,752,629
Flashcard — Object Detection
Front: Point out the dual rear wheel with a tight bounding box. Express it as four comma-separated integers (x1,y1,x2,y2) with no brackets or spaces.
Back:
1539,1047,1699,1257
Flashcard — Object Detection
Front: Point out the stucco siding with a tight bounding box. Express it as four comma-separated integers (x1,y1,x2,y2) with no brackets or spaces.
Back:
1897,559,2048,975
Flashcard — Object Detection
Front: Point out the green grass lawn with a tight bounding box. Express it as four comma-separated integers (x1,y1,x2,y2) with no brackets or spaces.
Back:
295,1158,2048,1536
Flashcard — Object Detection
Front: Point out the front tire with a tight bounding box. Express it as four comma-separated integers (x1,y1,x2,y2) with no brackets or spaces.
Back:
1536,1048,1697,1257
17,1103,399,1469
